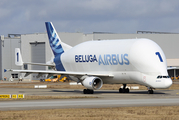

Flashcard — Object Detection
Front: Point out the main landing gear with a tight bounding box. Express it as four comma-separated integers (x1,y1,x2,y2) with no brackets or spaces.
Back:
83,89,94,94
148,87,154,94
119,84,129,93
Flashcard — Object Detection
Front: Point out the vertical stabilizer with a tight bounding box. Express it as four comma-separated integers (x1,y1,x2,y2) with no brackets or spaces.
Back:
15,48,23,66
45,22,66,71
45,22,64,57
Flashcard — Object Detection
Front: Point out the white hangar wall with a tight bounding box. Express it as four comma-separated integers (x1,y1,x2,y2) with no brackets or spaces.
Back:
1,36,21,80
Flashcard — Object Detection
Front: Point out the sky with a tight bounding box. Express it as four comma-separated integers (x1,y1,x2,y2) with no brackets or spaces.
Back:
0,0,179,36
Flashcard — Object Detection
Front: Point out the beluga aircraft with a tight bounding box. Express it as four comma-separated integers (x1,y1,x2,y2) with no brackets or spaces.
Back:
8,22,172,94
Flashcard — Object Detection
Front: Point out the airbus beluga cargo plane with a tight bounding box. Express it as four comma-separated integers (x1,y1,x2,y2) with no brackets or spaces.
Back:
8,22,172,94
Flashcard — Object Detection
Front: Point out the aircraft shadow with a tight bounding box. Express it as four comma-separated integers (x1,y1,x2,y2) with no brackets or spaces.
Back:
94,91,166,94
51,89,166,95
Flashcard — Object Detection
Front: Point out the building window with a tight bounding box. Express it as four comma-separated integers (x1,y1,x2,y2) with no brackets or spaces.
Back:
24,64,28,70
48,66,52,70
11,74,18,78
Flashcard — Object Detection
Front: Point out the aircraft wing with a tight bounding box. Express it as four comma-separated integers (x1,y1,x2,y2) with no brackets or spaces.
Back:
6,69,114,78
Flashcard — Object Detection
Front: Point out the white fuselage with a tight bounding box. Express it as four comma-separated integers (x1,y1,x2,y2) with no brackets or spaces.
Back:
61,38,172,89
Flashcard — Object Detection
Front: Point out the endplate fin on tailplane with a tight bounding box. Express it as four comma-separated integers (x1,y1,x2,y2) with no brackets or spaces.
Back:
15,48,23,66
15,48,55,67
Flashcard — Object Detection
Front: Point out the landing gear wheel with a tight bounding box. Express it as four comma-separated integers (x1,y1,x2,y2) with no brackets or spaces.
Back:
126,88,129,93
147,87,154,94
119,88,130,93
119,84,130,93
83,89,94,94
83,89,87,94
148,90,154,94
90,90,94,94
119,88,122,93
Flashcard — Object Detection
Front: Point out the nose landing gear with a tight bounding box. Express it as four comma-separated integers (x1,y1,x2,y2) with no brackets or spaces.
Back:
147,87,154,94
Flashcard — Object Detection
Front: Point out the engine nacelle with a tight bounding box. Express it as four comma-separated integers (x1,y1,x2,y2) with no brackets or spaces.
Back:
82,77,103,90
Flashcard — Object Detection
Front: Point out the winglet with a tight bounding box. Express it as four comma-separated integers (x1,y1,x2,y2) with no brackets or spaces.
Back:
15,48,23,66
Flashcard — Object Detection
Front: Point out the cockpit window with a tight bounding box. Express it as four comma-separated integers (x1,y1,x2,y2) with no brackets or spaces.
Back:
157,76,162,78
157,75,170,79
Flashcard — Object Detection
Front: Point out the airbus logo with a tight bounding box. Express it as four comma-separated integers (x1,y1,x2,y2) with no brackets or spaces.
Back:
75,54,129,65
99,54,129,65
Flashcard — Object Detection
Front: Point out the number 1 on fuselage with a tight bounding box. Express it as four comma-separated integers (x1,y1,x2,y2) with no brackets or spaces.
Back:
155,52,163,62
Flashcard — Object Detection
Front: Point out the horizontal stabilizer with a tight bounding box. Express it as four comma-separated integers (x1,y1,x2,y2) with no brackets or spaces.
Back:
15,48,55,67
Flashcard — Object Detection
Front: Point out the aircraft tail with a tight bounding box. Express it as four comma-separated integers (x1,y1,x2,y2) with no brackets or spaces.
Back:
45,22,65,57
45,22,68,71
15,48,23,66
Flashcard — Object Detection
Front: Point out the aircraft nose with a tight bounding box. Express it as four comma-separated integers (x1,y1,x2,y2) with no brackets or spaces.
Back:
165,79,173,88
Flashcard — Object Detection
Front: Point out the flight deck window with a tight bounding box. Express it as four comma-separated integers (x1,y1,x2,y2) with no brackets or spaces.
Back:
24,64,28,70
157,76,170,79
163,76,170,78
157,75,170,79
166,76,170,78
157,76,163,79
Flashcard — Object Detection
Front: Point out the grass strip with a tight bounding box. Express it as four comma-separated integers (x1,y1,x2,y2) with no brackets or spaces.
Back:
0,106,179,120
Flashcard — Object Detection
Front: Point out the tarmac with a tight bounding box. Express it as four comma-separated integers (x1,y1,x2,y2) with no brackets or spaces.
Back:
0,85,179,111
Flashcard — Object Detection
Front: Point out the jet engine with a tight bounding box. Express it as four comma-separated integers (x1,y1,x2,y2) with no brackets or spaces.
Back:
82,76,103,90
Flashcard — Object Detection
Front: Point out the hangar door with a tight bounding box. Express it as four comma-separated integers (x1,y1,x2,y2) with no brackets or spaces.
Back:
30,42,46,80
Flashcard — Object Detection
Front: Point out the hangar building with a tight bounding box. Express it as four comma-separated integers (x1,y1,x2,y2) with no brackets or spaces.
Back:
0,31,179,81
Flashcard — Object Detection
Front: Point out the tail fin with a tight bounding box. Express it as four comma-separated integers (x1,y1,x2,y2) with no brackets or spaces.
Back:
15,48,23,66
45,22,64,57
